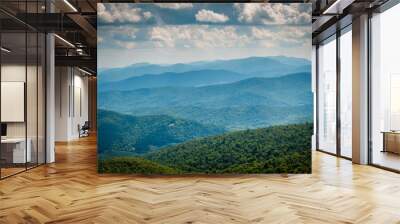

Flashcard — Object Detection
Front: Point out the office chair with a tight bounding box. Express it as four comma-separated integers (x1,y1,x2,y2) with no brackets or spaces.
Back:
79,121,90,138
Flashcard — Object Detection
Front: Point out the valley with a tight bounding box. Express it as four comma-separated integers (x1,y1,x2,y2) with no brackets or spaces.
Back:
97,56,313,174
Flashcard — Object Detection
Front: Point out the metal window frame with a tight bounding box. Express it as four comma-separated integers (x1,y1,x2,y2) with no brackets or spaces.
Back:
315,22,353,161
315,0,400,172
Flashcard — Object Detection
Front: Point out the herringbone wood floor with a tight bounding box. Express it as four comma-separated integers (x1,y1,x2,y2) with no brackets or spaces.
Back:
1,135,400,224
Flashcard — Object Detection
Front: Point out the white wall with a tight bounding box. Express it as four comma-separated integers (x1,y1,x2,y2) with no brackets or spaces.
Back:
1,65,26,139
55,67,89,141
1,65,41,137
55,66,70,141
72,73,89,138
1,63,46,164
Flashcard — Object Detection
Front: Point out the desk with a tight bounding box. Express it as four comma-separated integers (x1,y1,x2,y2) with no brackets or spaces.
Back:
382,131,400,154
1,138,31,163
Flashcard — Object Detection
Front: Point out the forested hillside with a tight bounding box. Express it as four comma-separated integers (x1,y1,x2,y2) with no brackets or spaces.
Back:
128,105,313,130
98,157,180,174
98,110,225,155
98,123,312,174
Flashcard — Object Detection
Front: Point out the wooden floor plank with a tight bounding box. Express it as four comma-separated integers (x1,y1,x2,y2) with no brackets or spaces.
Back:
0,135,399,223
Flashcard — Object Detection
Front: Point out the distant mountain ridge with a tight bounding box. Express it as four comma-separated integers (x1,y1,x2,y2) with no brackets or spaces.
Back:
99,69,245,92
98,56,311,83
98,72,312,111
98,72,313,130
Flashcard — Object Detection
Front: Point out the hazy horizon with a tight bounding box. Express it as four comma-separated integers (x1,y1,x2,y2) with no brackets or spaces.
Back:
98,54,311,70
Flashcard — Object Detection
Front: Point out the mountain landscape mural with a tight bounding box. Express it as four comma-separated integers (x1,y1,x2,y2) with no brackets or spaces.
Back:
97,3,313,174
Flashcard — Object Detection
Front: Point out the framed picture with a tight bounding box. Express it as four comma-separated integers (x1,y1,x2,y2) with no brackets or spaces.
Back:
97,3,313,174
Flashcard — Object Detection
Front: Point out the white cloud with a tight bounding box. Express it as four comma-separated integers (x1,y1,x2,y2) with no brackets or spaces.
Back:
251,27,274,39
115,41,136,49
98,3,114,23
260,41,275,48
149,27,176,47
234,4,259,24
102,24,309,51
282,26,309,39
251,26,309,46
100,26,139,49
98,3,152,23
142,24,309,50
149,25,250,49
195,9,229,23
113,27,138,40
143,11,153,20
234,3,311,25
154,3,193,10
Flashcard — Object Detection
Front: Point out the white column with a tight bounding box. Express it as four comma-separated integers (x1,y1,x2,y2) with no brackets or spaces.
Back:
46,33,55,163
352,14,369,164
312,45,317,150
55,67,73,141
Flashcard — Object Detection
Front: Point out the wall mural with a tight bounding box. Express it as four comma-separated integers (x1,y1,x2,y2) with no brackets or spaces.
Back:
97,3,313,174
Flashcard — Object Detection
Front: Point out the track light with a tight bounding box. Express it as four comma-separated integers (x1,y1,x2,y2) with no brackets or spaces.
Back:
78,67,93,76
54,34,75,48
322,0,354,15
1,47,11,53
63,0,78,12
323,0,341,14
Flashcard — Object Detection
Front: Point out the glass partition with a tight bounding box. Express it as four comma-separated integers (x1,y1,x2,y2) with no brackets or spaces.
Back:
317,36,337,154
0,1,46,179
1,30,28,177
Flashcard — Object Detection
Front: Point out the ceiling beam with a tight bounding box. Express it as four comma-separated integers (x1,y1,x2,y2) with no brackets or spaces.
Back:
55,55,96,73
67,13,97,46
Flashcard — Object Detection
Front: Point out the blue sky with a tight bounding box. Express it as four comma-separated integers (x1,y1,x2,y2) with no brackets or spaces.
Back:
98,3,311,68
